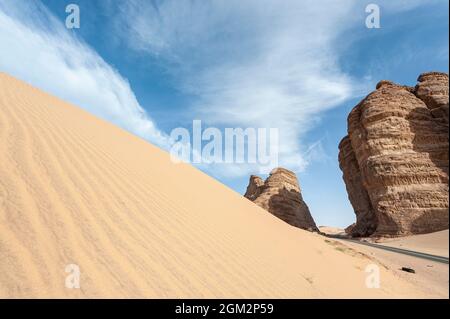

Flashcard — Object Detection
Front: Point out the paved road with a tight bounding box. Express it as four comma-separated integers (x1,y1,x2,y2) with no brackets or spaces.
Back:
326,235,449,264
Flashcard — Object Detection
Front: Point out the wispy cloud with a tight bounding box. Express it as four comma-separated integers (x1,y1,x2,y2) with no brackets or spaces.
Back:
0,0,168,147
1,0,443,179
115,0,360,176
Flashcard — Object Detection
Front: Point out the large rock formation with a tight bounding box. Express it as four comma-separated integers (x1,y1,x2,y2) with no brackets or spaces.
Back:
244,168,318,231
339,72,449,237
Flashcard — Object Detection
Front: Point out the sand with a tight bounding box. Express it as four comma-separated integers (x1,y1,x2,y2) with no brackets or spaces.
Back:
319,226,347,237
338,238,449,298
319,227,449,298
374,230,449,258
0,72,438,298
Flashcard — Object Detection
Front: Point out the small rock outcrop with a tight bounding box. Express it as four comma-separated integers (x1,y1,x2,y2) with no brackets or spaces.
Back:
339,72,449,237
244,168,318,231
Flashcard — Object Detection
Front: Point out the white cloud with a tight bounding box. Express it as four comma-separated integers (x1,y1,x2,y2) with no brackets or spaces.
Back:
116,0,359,176
0,0,168,148
1,0,439,179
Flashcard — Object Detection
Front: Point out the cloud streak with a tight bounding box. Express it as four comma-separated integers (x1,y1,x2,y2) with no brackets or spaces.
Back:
0,0,168,148
116,0,359,176
1,0,442,179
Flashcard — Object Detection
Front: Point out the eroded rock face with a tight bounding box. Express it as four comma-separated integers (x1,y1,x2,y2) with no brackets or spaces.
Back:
339,72,449,237
415,72,449,124
339,137,377,237
244,168,318,231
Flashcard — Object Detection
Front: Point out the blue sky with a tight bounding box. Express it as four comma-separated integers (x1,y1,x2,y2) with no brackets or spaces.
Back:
0,0,448,227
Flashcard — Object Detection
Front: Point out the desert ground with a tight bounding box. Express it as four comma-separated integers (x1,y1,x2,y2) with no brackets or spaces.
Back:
374,230,449,258
0,72,445,298
319,227,449,298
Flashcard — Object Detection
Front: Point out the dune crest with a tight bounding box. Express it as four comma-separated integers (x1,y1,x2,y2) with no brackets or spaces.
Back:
0,72,431,298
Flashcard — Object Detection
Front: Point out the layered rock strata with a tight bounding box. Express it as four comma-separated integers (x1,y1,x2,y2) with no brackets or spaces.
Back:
244,168,318,231
339,72,449,237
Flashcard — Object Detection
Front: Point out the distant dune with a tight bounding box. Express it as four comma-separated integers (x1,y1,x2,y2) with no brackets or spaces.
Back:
0,73,434,298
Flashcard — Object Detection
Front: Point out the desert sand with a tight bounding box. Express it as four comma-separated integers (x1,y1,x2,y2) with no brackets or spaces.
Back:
0,72,440,298
374,230,449,258
319,226,347,237
319,227,449,298
339,236,449,298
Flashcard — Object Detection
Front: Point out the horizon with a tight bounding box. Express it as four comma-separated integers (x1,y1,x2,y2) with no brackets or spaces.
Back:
1,0,449,228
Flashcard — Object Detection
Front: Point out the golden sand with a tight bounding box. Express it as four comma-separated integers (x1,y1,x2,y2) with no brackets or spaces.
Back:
0,73,432,298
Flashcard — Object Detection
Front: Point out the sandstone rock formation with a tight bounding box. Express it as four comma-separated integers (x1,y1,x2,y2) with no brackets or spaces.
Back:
244,168,318,231
339,72,449,237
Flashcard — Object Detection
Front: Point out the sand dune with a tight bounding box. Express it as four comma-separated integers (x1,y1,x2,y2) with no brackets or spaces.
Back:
0,72,436,298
